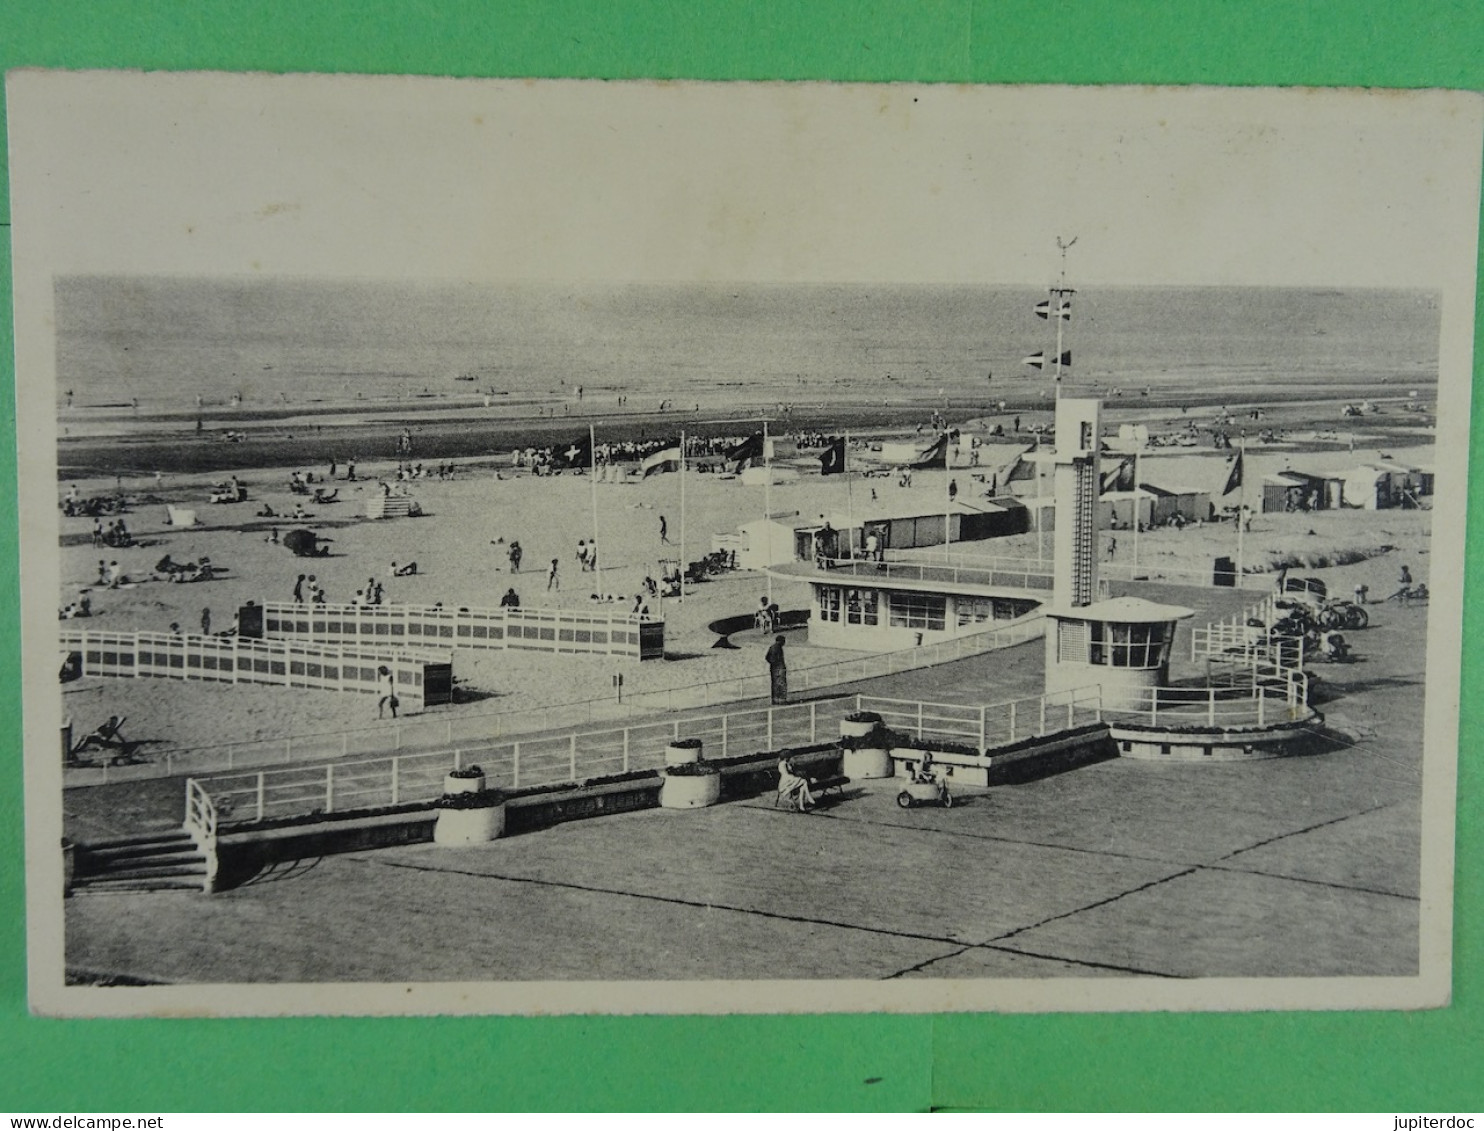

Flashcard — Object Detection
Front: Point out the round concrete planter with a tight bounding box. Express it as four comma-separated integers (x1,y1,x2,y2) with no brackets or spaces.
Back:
433,799,506,845
842,744,894,779
659,764,722,809
664,739,704,767
443,770,486,795
839,713,884,740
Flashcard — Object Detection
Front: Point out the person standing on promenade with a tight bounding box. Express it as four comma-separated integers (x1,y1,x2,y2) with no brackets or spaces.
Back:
200,607,211,635
293,574,306,603
547,558,560,591
509,541,522,573
766,634,788,705
660,515,670,544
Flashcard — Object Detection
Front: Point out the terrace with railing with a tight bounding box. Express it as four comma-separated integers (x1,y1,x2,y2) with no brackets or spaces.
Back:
185,685,1106,828
67,610,1047,784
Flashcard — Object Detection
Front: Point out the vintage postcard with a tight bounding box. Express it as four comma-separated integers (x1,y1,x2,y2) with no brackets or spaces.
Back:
9,72,1481,1016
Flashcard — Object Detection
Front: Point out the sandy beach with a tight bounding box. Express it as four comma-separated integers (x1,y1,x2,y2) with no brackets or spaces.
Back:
53,390,1436,765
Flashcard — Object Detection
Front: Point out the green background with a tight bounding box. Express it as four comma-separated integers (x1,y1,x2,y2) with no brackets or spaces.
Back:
2,1,1481,1113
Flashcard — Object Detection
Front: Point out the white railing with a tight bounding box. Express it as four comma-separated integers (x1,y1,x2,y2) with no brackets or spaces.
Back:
192,699,835,825
816,557,1054,593
255,600,662,660
857,685,1105,752
60,629,446,710
186,685,1107,827
184,777,218,849
66,613,1046,785
1103,680,1307,730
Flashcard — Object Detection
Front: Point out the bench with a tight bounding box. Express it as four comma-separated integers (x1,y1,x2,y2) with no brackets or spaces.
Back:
773,772,850,810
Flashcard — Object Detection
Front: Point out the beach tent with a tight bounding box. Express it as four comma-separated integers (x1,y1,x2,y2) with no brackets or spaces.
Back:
1340,462,1421,509
736,513,803,569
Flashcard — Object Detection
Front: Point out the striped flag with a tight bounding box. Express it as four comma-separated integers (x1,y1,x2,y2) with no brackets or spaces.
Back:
640,445,682,477
1034,300,1071,321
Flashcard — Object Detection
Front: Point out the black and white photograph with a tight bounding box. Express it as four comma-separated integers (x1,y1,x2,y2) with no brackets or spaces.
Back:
9,73,1480,1016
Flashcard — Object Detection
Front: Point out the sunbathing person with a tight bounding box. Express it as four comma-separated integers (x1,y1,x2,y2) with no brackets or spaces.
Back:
72,715,131,759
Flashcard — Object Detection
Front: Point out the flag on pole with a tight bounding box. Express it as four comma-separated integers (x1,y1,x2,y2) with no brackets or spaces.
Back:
1035,300,1071,321
727,432,766,471
1100,456,1136,494
1222,451,1244,496
640,444,682,477
818,436,846,476
554,434,594,470
909,434,949,470
1021,350,1071,370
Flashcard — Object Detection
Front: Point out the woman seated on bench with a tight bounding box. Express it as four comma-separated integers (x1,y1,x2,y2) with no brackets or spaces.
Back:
777,756,815,811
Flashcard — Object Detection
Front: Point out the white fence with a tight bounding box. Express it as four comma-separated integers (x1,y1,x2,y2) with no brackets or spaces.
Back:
186,686,1105,828
820,557,1054,593
253,600,663,661
857,686,1105,751
60,629,447,713
68,612,1046,785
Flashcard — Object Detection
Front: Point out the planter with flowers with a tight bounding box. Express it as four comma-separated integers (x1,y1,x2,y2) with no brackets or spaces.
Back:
664,737,704,767
838,715,897,779
433,765,507,845
659,758,722,809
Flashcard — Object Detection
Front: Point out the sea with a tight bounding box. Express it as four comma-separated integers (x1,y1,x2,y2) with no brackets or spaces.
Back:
53,277,1440,415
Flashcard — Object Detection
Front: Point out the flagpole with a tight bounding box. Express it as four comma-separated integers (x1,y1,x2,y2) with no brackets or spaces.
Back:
1132,447,1140,570
764,419,773,604
589,422,601,597
944,431,953,563
844,430,855,560
1236,435,1246,581
679,429,687,604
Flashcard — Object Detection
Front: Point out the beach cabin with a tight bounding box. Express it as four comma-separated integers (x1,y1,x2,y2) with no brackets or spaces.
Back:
1098,488,1156,531
1043,596,1194,709
1261,470,1341,514
1139,482,1211,525
856,500,1029,555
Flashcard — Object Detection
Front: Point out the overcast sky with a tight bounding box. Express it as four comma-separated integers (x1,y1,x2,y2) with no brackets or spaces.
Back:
8,73,1482,292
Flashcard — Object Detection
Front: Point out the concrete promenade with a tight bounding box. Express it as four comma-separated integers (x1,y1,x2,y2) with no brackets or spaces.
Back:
64,583,1428,984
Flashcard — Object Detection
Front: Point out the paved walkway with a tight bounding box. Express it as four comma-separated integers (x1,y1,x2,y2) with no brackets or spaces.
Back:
65,585,1429,984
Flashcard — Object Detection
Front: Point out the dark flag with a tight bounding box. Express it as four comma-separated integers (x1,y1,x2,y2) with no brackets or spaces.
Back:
818,436,846,476
727,431,766,471
1222,451,1244,496
1100,457,1136,494
1034,300,1072,321
909,434,949,470
554,434,594,470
